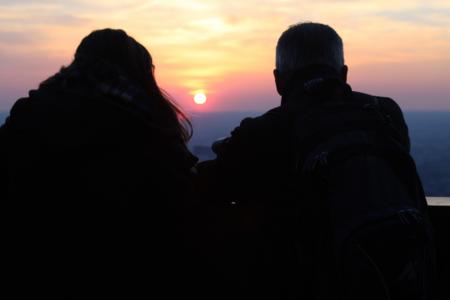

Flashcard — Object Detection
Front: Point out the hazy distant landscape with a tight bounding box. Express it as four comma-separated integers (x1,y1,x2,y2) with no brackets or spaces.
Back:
189,111,450,197
1,111,449,196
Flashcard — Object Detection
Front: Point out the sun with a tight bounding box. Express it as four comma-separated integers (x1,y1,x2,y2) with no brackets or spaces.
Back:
194,92,207,105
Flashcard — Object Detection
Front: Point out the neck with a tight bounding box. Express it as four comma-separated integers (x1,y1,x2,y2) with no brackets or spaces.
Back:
281,64,347,106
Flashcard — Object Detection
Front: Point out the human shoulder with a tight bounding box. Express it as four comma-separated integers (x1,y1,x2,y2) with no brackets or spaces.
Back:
6,90,43,129
230,106,286,137
209,106,286,158
351,91,403,113
351,90,410,150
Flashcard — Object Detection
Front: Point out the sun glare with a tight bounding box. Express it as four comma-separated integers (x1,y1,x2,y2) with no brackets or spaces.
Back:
194,92,207,105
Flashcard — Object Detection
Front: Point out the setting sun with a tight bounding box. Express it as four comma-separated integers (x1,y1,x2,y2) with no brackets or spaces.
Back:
194,92,207,105
0,1,449,112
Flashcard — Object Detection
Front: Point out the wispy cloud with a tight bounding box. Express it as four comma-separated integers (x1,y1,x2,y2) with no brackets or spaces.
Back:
0,0,449,111
377,5,450,26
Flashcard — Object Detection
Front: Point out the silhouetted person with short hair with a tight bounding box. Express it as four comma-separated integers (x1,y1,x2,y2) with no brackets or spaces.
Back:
198,22,433,299
2,29,198,299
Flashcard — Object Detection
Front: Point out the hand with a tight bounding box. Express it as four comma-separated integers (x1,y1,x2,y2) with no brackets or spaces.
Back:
212,137,228,154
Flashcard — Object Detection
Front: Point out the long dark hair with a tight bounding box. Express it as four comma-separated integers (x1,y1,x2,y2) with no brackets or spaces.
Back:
42,28,192,144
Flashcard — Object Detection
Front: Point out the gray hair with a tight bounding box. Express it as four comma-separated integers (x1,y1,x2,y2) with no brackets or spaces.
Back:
276,22,344,72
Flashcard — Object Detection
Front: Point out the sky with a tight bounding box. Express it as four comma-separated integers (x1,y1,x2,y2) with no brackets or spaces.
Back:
1,0,450,113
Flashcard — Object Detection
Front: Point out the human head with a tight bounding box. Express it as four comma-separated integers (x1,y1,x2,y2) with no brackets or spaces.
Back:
44,28,192,143
274,22,348,95
75,29,154,92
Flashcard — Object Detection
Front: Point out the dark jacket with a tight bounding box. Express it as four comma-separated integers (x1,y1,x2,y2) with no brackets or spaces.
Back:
197,75,411,299
199,83,409,200
2,81,197,298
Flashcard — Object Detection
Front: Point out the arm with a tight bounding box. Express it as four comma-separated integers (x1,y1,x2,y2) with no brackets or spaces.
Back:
196,107,289,202
196,117,263,201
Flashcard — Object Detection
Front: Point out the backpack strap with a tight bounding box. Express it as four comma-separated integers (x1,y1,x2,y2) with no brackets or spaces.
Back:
367,96,411,149
291,101,409,175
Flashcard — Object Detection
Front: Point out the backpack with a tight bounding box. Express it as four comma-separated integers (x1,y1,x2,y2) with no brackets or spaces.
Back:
290,97,436,300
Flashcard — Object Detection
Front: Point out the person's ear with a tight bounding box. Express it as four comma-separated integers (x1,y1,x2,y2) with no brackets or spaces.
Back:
340,65,348,83
274,69,285,96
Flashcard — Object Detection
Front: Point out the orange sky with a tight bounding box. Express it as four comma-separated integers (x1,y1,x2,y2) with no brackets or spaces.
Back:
1,0,450,112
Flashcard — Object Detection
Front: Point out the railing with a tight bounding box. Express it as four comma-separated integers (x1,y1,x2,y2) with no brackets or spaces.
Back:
426,197,449,300
427,197,450,206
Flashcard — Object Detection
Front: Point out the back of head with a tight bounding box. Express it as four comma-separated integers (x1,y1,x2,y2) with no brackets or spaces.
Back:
40,28,192,145
74,28,153,94
276,22,344,73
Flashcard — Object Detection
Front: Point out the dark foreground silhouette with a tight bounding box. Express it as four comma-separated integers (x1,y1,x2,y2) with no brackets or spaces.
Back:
197,23,436,300
2,29,200,299
1,24,441,300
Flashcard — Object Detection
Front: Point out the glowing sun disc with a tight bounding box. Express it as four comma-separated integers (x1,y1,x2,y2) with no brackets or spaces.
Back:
194,92,207,105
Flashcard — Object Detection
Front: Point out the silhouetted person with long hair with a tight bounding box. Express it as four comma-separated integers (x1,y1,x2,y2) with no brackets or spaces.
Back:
2,29,197,298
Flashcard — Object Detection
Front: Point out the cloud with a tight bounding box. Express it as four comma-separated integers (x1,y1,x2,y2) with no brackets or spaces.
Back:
377,5,450,26
1,0,450,111
0,30,42,44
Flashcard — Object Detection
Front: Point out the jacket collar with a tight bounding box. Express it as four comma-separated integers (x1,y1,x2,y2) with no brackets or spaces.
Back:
281,64,351,107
